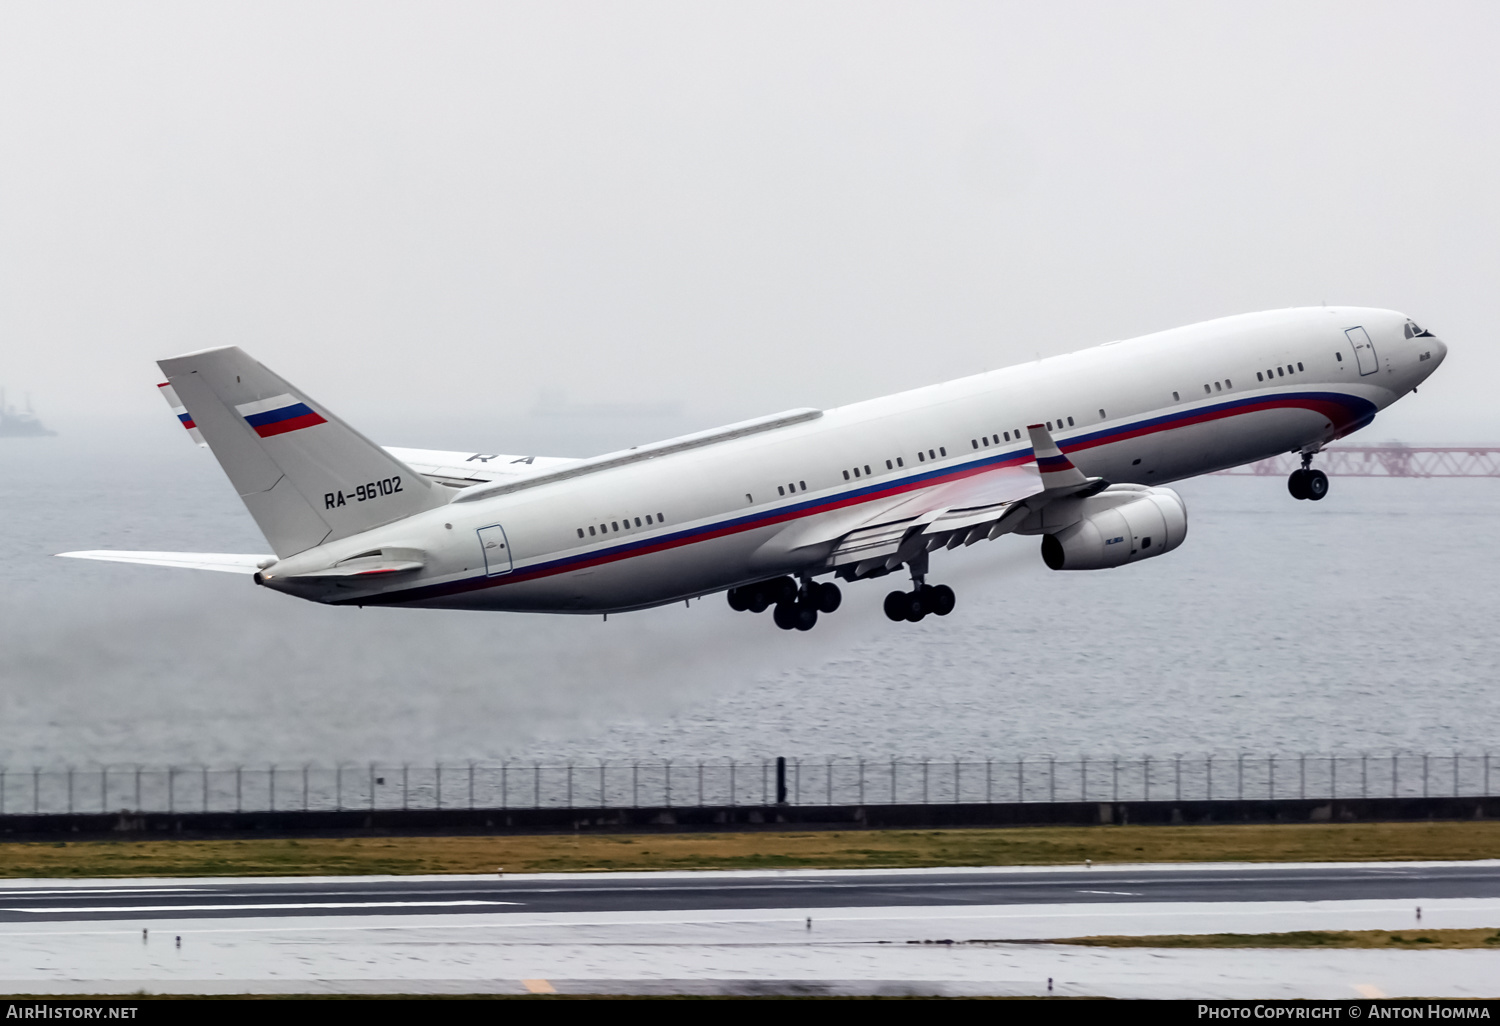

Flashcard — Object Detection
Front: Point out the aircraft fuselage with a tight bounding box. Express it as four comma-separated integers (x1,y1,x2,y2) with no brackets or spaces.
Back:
255,306,1445,614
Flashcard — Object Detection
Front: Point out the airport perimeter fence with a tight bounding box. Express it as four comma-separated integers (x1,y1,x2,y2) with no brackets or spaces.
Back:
2,752,1500,817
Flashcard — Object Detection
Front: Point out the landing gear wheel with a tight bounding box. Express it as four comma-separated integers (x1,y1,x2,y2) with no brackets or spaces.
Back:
778,577,799,604
905,588,928,622
813,581,842,614
930,584,956,616
747,587,771,613
794,603,818,631
1287,468,1310,500
1304,468,1329,501
772,601,799,630
883,591,909,622
726,587,749,612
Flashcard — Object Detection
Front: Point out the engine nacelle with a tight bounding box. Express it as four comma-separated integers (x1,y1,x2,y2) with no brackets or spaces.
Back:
1040,486,1187,571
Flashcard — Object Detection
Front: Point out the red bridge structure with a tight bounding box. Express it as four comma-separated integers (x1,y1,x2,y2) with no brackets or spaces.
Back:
1219,445,1500,478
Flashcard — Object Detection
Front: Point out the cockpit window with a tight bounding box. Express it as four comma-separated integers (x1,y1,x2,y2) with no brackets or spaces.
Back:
1404,319,1435,339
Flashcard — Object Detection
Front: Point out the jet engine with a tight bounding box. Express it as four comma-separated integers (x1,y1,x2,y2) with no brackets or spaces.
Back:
1039,486,1187,571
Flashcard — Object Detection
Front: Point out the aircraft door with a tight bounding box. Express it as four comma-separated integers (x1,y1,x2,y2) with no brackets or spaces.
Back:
477,524,513,576
1345,326,1379,376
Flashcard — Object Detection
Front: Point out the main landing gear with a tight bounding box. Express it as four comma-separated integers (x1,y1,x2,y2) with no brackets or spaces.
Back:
1288,452,1329,502
883,561,956,623
728,576,842,631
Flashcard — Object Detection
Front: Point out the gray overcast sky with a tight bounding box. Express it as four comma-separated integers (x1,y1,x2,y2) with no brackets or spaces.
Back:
2,1,1495,443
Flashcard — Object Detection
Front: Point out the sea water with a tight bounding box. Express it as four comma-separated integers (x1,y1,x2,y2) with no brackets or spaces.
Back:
2,425,1497,768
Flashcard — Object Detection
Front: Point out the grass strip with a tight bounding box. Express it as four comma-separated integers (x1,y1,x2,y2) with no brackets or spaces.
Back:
1042,928,1500,949
1,819,1499,878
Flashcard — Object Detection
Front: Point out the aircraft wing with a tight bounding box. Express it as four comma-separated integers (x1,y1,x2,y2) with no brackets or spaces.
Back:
824,467,1041,578
56,551,273,574
820,424,1104,579
381,448,580,490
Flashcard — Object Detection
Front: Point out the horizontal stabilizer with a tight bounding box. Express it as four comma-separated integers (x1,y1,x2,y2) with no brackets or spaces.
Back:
384,447,579,490
56,550,272,574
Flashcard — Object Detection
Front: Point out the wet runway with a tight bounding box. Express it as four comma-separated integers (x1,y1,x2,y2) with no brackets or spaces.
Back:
6,861,1500,923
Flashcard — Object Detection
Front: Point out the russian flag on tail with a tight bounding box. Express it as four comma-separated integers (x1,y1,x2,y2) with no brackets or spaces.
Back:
157,381,205,447
235,393,327,437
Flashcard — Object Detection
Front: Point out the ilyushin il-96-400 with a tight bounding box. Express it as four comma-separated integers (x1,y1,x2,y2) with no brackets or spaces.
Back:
63,307,1445,630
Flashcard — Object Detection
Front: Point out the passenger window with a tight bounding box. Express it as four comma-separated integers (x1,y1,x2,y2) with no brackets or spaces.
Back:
864,465,871,475
646,515,653,524
1257,372,1263,381
612,522,618,531
1286,365,1293,374
853,467,861,478
577,528,584,539
635,518,641,527
1067,416,1074,426
1336,352,1343,362
1098,409,1105,418
1203,384,1211,394
1276,367,1284,377
929,449,936,459
1214,382,1222,392
1003,431,1010,441
1046,421,1053,430
744,494,752,504
1225,379,1231,388
799,481,806,490
599,524,606,534
778,485,785,496
938,448,946,457
918,452,925,462
657,512,664,521
971,439,978,449
1172,392,1179,401
896,457,904,467
886,460,893,470
1297,362,1304,372
844,469,851,478
589,526,596,536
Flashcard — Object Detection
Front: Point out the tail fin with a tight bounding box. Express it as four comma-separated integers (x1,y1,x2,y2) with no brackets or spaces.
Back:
158,346,447,557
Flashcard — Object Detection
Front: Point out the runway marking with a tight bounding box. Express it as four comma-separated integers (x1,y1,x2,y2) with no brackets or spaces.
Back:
1353,984,1387,998
0,888,206,896
6,900,519,914
522,979,557,994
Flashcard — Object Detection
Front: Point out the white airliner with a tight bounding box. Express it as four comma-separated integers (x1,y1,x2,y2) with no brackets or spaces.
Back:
62,307,1445,629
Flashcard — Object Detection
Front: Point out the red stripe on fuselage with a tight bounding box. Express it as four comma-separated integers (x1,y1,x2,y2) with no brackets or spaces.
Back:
1065,394,1354,454
353,392,1364,607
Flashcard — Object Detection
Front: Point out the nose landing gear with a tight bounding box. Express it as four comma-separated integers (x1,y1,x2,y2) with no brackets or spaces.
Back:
1288,452,1329,501
883,561,956,623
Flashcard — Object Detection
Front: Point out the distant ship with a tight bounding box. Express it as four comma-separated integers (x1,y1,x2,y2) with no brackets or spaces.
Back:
0,389,56,437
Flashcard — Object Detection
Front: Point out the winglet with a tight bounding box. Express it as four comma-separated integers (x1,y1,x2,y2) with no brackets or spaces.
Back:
1027,423,1089,491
